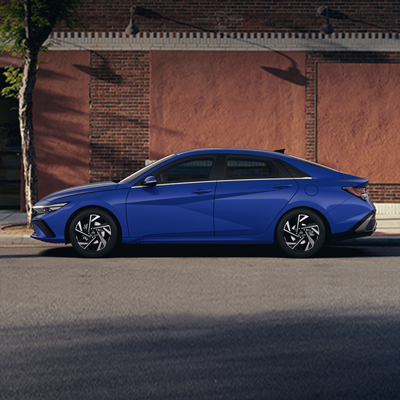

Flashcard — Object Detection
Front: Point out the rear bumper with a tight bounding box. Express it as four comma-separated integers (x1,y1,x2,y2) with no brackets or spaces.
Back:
329,210,377,242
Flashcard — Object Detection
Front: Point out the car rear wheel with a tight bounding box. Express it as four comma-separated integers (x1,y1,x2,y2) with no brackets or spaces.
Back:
276,209,326,258
69,208,118,257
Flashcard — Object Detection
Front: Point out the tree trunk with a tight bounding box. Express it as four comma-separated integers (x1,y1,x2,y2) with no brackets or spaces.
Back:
19,45,39,227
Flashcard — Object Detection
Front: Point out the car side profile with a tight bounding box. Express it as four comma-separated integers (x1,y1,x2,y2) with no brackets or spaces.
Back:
31,148,376,257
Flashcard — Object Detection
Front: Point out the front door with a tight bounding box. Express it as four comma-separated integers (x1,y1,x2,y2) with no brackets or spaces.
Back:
126,156,217,239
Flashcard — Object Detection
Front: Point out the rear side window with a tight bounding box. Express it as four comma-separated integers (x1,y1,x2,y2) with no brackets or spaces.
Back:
279,160,310,178
159,158,214,183
225,157,279,179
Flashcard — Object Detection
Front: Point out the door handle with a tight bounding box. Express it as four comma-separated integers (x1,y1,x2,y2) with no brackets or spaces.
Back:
191,189,212,195
272,184,293,189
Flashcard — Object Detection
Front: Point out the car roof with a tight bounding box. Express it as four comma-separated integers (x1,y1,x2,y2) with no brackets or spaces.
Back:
175,147,287,158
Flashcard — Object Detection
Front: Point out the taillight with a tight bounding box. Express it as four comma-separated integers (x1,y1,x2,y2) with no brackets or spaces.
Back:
342,187,368,201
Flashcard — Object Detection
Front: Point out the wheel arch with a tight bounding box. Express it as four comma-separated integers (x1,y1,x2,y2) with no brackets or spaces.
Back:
64,205,123,244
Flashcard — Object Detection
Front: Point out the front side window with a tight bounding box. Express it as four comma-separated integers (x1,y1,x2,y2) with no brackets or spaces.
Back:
226,157,278,179
158,158,214,183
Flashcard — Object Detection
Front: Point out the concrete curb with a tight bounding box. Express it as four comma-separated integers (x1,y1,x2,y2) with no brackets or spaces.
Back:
0,235,65,247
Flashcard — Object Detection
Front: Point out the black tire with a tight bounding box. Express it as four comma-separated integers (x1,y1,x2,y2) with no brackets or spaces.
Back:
276,208,326,258
69,208,118,258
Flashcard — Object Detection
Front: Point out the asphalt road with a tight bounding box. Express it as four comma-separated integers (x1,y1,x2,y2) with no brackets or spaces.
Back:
1,243,400,400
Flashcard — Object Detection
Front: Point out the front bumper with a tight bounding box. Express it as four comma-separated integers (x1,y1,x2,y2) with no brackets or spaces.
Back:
32,219,56,238
31,216,66,243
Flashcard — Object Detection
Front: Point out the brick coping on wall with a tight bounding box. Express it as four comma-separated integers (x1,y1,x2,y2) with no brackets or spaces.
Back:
47,31,400,52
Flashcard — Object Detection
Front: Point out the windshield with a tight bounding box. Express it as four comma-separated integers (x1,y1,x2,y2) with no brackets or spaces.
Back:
118,154,176,184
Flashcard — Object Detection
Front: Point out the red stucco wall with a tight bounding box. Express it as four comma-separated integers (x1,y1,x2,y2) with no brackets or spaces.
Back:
34,51,90,200
150,51,306,160
1,51,90,206
317,63,400,184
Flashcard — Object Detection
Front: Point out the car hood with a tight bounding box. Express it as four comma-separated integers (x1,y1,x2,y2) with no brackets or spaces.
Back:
39,181,119,204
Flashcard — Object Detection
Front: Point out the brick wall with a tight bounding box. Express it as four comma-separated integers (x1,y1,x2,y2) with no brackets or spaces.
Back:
58,0,400,34
368,185,400,203
89,51,150,182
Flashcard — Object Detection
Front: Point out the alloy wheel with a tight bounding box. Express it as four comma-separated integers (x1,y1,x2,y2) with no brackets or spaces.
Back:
276,209,326,257
283,213,320,252
74,213,112,252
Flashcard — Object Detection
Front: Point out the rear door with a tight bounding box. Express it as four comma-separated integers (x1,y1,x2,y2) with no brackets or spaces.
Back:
214,155,298,236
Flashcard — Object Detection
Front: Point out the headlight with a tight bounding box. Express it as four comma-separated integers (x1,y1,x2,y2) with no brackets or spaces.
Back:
32,202,69,216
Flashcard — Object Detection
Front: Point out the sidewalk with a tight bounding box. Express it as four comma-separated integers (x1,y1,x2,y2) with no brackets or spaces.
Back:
1,209,399,247
0,210,29,225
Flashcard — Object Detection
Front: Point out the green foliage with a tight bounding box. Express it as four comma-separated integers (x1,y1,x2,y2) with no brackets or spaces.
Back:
1,65,23,98
0,0,26,56
1,0,82,54
0,0,82,96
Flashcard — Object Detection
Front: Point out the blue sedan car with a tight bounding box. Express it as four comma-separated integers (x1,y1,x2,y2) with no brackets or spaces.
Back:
31,148,376,257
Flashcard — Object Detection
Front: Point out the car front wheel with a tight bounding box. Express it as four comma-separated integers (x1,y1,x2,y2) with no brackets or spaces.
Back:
276,209,326,258
69,208,118,257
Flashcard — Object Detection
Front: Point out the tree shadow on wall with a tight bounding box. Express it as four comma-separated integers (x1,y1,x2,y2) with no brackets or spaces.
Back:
48,36,124,84
32,85,89,198
73,53,123,85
